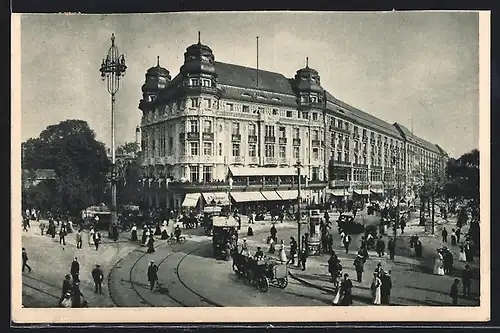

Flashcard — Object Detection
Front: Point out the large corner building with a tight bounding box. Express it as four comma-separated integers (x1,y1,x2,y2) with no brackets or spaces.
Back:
138,35,448,211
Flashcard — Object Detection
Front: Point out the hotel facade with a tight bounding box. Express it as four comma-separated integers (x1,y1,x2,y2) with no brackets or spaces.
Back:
137,36,448,211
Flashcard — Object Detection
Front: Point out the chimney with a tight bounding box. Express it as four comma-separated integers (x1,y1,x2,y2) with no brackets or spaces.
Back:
135,126,141,150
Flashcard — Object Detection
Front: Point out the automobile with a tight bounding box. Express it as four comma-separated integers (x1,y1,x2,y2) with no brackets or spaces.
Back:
337,213,365,234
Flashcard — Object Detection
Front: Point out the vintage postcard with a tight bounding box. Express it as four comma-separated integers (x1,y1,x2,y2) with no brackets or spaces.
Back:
11,11,490,324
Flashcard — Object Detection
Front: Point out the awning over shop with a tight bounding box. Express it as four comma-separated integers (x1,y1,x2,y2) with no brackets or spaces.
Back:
229,166,308,177
230,191,267,202
371,189,384,194
353,190,368,195
276,190,299,201
327,189,347,197
260,190,283,201
182,193,200,207
202,192,230,206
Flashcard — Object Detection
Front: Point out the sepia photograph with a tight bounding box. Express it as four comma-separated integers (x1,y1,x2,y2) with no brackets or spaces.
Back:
12,11,490,323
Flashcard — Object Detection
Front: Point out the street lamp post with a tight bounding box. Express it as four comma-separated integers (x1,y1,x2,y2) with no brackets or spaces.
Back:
391,156,400,245
99,33,127,235
296,161,302,254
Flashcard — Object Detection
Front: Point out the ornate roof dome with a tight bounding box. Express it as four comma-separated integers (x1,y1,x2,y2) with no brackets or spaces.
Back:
180,32,216,75
294,57,323,94
146,56,171,77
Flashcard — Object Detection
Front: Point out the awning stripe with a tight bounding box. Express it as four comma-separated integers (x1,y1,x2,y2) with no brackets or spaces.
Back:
276,190,299,201
230,192,266,202
202,192,230,205
182,193,200,207
260,191,283,201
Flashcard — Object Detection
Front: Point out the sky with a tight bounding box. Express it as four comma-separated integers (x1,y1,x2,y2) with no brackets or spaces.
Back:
19,12,480,158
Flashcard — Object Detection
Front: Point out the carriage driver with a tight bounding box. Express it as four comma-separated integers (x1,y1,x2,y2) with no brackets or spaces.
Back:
254,247,264,260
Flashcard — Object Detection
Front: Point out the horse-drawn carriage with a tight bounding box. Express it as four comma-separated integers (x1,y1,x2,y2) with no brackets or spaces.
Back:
232,254,288,292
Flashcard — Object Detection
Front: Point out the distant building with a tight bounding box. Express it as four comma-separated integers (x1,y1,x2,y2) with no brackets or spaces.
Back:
22,169,57,189
137,34,447,211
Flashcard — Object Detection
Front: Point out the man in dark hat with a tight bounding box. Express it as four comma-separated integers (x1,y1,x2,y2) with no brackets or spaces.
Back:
59,274,72,306
353,254,364,283
70,257,80,283
92,264,104,294
147,260,159,291
22,248,32,273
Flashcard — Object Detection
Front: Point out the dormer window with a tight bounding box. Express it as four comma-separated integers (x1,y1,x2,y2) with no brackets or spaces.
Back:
242,93,252,98
257,95,267,100
300,95,309,103
310,95,318,103
190,78,200,86
271,97,281,102
272,109,279,115
202,79,211,87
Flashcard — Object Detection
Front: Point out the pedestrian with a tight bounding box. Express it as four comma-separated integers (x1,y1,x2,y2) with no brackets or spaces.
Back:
71,282,84,308
268,237,275,254
465,241,474,263
433,250,445,276
60,292,73,308
343,234,351,254
462,264,473,298
39,220,45,235
370,272,382,305
147,236,155,253
247,224,254,236
71,257,80,283
22,217,29,232
94,231,101,251
22,248,32,273
59,225,67,245
112,224,119,242
299,248,308,271
388,237,395,260
76,229,83,249
456,228,461,243
415,237,423,257
141,226,148,245
147,260,159,291
278,240,287,263
380,270,393,305
339,273,353,306
353,254,364,283
450,278,460,305
240,239,250,257
459,243,467,262
92,264,104,294
58,274,72,306
442,227,448,243
376,236,385,257
451,228,457,246
287,237,297,265
270,224,277,243
131,223,138,241
89,226,95,246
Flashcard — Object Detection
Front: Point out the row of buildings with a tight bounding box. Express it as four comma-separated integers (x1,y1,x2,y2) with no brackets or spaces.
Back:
136,35,448,212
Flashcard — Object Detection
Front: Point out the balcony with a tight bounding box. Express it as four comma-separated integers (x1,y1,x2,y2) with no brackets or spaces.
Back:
248,135,257,143
186,132,199,141
330,160,351,167
329,125,351,135
264,136,276,143
263,157,277,165
292,138,301,146
312,140,321,147
279,137,287,145
231,134,241,142
202,132,214,141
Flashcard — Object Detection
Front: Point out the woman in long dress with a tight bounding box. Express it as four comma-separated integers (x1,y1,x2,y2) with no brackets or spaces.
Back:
459,243,467,262
279,240,288,263
131,224,138,241
371,272,382,305
433,250,445,275
88,227,95,246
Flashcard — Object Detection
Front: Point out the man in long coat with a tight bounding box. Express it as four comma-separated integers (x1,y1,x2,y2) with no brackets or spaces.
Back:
147,260,159,291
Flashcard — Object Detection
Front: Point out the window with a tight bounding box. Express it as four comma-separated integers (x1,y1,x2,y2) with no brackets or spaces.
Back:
218,143,222,156
293,128,300,139
300,95,309,103
190,166,199,182
227,103,234,111
354,126,359,135
232,143,240,157
190,78,199,86
242,105,250,113
265,125,275,137
232,122,240,135
203,166,212,182
279,145,286,158
312,167,319,180
362,129,367,137
302,112,308,119
279,126,286,138
190,142,199,156
203,120,212,133
168,137,173,155
312,112,318,121
310,95,318,103
203,142,212,156
248,123,256,136
249,144,257,157
190,120,199,133
202,79,211,87
257,107,264,114
204,98,212,109
190,98,199,108
293,146,300,159
265,144,275,158
180,142,185,157
286,111,293,118
272,108,278,115
312,129,319,141
344,152,349,162
312,148,319,159
337,119,343,129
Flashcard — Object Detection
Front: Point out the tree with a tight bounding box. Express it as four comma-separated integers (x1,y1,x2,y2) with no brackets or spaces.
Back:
115,142,143,207
22,120,110,216
116,142,140,156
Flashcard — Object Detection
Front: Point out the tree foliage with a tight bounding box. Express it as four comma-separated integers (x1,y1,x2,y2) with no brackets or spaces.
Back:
22,120,110,216
443,149,479,205
115,142,143,207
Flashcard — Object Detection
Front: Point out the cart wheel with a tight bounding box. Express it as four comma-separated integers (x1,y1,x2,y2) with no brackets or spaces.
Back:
257,275,269,292
179,236,186,244
244,270,252,285
278,277,288,289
